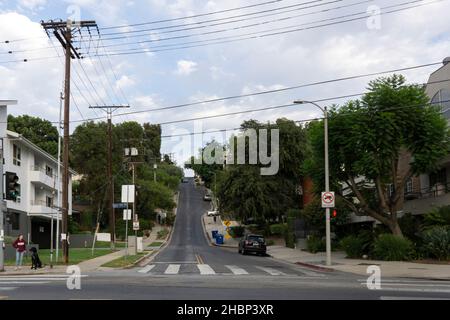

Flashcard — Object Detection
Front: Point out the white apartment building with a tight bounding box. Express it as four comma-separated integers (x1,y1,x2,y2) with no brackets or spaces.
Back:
1,101,75,248
402,57,450,215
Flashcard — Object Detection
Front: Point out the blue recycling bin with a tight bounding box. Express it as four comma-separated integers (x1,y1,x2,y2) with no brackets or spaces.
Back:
212,230,219,239
215,234,224,245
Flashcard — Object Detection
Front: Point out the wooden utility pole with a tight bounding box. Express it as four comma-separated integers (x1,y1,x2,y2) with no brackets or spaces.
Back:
42,19,98,264
90,106,130,250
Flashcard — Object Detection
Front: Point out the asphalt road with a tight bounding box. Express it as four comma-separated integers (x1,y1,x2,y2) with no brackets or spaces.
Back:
1,179,449,300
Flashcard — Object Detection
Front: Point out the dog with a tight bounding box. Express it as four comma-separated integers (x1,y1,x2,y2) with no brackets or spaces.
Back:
29,247,42,270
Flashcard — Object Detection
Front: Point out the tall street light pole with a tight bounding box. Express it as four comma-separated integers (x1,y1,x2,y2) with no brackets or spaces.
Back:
294,100,331,266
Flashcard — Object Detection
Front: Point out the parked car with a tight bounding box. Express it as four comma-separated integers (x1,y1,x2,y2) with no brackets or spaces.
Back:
203,193,212,201
207,210,220,217
238,234,267,256
181,178,189,183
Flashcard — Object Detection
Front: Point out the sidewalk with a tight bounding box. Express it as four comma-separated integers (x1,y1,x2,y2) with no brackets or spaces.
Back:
202,214,239,248
267,245,450,280
81,224,169,271
0,225,169,275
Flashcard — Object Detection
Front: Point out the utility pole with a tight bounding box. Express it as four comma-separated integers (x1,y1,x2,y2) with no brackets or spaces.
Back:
124,147,143,252
90,106,130,250
42,19,98,264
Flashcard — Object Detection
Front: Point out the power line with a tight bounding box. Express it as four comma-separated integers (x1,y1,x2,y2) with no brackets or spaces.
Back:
159,99,450,139
0,0,348,54
92,0,446,56
96,0,340,40
1,0,441,59
100,0,284,30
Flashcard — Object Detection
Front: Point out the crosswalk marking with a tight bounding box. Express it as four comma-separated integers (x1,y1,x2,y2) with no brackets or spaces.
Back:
164,264,181,274
138,265,156,274
256,266,287,276
197,264,216,275
137,263,324,278
225,265,249,275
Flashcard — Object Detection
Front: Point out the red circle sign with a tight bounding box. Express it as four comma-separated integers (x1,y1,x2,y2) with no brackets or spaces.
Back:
322,192,334,203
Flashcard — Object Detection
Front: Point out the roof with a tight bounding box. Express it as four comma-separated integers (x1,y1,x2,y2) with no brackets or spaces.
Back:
0,100,18,106
6,130,78,175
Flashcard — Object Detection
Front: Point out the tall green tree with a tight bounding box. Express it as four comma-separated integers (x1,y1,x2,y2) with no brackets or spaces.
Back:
189,118,307,222
7,115,59,157
307,75,450,236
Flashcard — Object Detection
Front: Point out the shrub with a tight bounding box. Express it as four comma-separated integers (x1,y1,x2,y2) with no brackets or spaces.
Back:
340,236,366,258
165,213,175,226
421,226,450,261
270,224,287,236
306,235,326,253
285,231,296,249
266,239,275,246
229,226,245,238
373,234,414,261
423,206,450,229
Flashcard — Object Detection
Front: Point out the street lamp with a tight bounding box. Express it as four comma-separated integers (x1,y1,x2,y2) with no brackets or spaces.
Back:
294,100,331,267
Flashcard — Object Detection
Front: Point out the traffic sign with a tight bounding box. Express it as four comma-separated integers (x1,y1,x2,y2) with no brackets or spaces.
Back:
121,185,135,203
123,209,132,221
223,220,231,227
113,203,127,209
321,191,335,208
133,221,140,231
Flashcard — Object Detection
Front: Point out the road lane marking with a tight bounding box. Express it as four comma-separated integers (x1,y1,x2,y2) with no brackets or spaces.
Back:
138,265,155,274
376,287,450,293
197,264,216,275
256,267,287,276
164,264,181,275
380,296,450,300
0,281,51,285
225,265,249,275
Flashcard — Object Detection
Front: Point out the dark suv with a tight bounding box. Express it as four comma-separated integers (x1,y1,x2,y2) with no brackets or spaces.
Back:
238,234,267,256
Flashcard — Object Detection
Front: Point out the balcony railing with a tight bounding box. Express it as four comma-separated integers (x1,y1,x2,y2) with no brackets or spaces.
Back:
30,165,56,179
30,200,54,208
404,182,450,200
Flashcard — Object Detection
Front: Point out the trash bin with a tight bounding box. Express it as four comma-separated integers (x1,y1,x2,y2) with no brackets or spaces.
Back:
212,230,219,239
216,234,224,245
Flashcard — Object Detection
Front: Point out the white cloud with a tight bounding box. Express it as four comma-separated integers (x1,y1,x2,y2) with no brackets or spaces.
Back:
18,0,46,10
115,75,135,90
175,60,197,76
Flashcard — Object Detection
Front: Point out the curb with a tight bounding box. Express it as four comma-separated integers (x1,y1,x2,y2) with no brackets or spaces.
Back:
294,261,335,272
123,250,156,269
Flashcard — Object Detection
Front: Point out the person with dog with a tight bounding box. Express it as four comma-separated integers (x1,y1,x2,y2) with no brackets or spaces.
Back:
12,234,26,270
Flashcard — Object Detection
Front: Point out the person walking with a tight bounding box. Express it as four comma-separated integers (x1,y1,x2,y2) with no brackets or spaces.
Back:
12,234,26,270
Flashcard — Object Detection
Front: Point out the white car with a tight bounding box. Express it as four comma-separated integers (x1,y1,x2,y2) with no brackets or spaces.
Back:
207,210,220,217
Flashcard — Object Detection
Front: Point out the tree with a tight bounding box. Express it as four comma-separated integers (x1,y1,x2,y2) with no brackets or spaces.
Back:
216,119,307,222
307,75,450,236
7,115,59,157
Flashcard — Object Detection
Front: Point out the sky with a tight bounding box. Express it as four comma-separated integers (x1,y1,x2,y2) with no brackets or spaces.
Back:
0,0,449,169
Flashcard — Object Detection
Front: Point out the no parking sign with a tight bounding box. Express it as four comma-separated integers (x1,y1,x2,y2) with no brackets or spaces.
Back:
321,191,335,208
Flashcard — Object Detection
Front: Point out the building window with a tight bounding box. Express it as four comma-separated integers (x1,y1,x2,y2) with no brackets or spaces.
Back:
45,165,53,177
405,178,413,194
431,89,450,119
387,184,395,198
46,196,54,208
13,144,21,166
